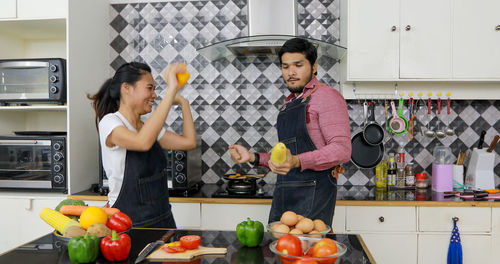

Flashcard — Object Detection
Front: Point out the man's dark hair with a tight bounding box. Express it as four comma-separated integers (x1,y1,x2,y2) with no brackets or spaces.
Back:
278,37,317,67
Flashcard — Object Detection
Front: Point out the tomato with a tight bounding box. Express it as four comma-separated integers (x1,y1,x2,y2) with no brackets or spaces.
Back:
162,246,186,253
305,246,315,257
293,259,319,264
180,235,201,250
312,238,338,264
276,234,303,256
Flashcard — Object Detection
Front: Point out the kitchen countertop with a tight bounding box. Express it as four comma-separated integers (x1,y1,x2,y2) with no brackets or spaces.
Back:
0,228,374,264
67,184,500,207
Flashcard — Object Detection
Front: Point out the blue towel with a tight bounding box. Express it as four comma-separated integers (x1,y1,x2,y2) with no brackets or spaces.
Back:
447,221,463,264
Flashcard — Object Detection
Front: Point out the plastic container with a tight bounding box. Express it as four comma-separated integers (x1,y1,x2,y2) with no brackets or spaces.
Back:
415,173,428,189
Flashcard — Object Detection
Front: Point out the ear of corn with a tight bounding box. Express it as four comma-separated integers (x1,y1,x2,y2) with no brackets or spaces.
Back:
40,208,80,234
270,142,287,163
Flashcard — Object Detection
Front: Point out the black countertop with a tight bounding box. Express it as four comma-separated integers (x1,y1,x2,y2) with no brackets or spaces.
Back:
0,228,373,264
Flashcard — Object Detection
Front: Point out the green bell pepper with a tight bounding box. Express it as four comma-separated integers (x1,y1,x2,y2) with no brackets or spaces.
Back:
236,218,264,247
67,233,99,264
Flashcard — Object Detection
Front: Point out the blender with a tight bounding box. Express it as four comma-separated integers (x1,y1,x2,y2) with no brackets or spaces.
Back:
431,145,453,192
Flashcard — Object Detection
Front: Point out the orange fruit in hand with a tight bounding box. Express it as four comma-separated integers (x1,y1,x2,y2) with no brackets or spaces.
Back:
79,207,108,230
176,63,190,86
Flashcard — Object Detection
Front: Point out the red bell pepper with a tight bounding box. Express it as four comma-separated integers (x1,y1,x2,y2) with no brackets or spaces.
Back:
100,230,131,262
106,212,132,233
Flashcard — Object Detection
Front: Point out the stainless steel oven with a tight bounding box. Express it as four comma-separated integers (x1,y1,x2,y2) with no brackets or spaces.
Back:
0,135,67,191
0,58,66,105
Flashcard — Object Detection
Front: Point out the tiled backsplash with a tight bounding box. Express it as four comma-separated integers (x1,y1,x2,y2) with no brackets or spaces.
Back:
110,0,499,187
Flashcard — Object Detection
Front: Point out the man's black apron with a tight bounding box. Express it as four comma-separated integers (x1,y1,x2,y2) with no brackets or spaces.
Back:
112,141,176,228
268,85,337,225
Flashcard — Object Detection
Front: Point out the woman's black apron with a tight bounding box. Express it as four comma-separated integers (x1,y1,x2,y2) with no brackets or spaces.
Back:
112,141,176,228
268,85,337,225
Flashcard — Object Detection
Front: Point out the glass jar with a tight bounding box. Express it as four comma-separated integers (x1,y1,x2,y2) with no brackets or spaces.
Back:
415,172,428,189
396,168,406,188
405,162,415,187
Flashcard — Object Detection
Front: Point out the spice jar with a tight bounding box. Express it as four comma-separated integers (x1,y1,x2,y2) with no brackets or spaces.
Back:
415,172,428,189
405,162,415,187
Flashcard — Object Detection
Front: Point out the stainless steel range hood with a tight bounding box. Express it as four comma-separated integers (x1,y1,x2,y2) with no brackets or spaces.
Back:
196,0,346,61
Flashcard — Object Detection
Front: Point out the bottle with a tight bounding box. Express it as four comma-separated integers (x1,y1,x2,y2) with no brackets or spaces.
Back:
387,153,397,187
405,162,415,187
375,162,387,188
397,168,406,188
397,146,406,169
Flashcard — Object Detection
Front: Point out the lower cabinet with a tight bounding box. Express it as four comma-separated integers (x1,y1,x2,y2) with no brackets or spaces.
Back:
418,234,491,264
361,233,417,264
201,203,271,230
171,203,201,229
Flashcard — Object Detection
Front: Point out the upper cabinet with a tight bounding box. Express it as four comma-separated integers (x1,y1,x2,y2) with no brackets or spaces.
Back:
0,0,110,194
346,0,500,81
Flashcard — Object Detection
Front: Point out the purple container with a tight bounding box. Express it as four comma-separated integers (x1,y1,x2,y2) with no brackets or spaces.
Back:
432,164,453,192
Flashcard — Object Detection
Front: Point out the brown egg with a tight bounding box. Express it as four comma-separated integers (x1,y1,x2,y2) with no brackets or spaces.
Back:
296,214,305,221
272,223,290,238
308,230,322,238
313,219,327,232
280,211,298,226
295,218,314,233
289,228,303,235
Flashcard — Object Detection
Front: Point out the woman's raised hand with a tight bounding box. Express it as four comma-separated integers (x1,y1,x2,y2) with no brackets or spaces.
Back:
163,63,188,94
173,93,188,105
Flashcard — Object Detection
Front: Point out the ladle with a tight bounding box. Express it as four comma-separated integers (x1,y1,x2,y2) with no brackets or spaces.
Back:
424,98,436,138
435,98,446,139
445,97,454,136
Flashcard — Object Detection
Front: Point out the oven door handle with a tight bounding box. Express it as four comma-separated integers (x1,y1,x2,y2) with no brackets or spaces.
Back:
0,140,51,145
0,61,49,69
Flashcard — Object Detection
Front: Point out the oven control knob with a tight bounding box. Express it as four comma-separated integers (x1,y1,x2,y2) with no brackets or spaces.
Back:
54,164,63,172
175,163,184,172
175,151,185,160
54,152,64,161
50,75,58,83
175,173,186,184
50,86,59,94
53,174,64,184
49,64,58,72
53,142,62,151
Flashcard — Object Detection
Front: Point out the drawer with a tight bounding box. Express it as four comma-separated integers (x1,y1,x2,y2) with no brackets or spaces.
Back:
346,206,416,232
419,207,491,232
0,0,16,19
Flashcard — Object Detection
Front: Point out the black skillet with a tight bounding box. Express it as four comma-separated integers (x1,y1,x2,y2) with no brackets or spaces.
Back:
363,101,384,145
351,102,384,169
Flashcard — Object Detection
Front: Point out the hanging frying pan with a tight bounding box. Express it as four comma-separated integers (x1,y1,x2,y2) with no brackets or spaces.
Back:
351,102,385,169
363,101,384,145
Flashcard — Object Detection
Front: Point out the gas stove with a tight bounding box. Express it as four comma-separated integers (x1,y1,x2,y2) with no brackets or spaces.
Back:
211,182,274,199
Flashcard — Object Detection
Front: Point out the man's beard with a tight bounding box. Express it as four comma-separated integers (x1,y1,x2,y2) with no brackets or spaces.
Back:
286,69,314,94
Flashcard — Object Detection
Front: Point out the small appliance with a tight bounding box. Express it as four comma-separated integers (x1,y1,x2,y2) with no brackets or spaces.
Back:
431,145,453,192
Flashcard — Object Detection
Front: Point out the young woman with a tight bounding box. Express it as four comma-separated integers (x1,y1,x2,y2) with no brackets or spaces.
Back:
88,62,196,228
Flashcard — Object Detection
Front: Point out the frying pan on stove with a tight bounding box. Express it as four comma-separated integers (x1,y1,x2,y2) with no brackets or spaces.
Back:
351,103,384,169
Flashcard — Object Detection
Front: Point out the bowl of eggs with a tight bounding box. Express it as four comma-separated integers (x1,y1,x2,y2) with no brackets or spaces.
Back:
267,211,331,239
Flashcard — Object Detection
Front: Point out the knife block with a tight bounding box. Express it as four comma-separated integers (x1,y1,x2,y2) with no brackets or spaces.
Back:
465,148,495,190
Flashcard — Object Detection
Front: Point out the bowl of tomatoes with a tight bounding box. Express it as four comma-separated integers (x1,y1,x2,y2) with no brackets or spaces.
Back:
269,234,347,264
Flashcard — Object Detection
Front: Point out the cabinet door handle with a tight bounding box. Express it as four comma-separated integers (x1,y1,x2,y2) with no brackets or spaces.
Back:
391,26,397,31
405,25,411,31
452,217,459,222
379,216,385,222
495,25,500,31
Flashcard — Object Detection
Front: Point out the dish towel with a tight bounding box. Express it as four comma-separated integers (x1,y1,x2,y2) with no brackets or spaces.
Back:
447,217,463,264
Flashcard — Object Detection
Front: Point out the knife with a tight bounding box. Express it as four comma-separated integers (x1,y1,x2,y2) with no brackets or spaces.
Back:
135,230,175,264
487,135,499,153
478,130,486,149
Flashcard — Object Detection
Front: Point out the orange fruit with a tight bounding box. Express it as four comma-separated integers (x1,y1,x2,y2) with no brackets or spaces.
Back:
176,63,190,86
79,207,108,230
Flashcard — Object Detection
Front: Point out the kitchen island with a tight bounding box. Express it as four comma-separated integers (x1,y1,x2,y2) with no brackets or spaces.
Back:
0,228,374,263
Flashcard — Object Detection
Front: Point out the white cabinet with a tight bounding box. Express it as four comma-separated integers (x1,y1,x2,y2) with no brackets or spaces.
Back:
346,206,416,232
171,203,201,229
0,196,63,254
0,0,17,19
452,0,500,79
201,204,271,230
418,234,491,264
362,233,417,264
347,0,451,80
418,207,491,233
0,0,110,194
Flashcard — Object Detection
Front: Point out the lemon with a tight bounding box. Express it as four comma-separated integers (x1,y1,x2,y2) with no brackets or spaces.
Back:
176,63,190,86
270,142,287,163
79,207,108,230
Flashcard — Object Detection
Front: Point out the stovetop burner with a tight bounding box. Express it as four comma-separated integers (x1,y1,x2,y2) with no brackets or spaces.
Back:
211,180,273,199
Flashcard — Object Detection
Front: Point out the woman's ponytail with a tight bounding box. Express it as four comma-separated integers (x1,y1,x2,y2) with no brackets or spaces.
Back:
87,62,152,129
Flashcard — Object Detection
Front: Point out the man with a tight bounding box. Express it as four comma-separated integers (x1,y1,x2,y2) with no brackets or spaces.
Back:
228,37,351,225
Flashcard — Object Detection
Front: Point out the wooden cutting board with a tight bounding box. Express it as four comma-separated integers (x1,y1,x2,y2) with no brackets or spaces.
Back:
147,245,227,261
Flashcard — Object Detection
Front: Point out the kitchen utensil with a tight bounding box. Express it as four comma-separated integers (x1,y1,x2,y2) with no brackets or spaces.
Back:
478,130,486,149
397,97,409,132
224,174,266,180
465,147,495,190
384,100,389,130
424,98,436,138
487,135,499,152
351,103,384,169
435,98,446,139
135,230,175,263
147,245,227,261
363,101,384,145
445,98,454,136
408,98,415,140
388,101,406,134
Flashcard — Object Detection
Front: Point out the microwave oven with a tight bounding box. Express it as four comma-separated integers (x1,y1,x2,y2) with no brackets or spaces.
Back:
0,58,66,105
0,135,67,192
98,141,202,196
